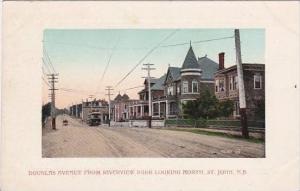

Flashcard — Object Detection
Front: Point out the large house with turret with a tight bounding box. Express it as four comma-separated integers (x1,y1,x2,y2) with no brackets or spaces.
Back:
151,45,218,119
111,45,219,121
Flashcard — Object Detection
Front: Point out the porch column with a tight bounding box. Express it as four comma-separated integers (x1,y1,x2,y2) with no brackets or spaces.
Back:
166,100,169,119
134,106,136,118
158,102,161,118
114,107,116,121
141,105,144,117
139,105,142,117
152,102,154,116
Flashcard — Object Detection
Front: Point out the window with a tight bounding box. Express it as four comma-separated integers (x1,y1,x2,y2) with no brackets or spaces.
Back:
192,80,198,93
254,74,262,89
230,76,238,90
215,80,219,92
167,86,174,95
182,81,188,93
177,86,180,94
219,79,225,92
233,76,238,90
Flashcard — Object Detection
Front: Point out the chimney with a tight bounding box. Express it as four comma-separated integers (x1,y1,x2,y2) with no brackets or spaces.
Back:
218,52,225,70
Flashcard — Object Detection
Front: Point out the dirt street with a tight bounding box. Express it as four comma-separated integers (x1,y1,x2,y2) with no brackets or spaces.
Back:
42,115,265,158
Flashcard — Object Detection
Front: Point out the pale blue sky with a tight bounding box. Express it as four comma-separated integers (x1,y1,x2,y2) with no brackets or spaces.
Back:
42,29,265,108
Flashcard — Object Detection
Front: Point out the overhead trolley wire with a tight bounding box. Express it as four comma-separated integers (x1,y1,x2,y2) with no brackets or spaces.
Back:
43,45,57,74
114,29,180,87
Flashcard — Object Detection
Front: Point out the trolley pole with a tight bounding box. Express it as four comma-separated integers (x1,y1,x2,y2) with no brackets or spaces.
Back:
105,86,114,127
234,29,249,138
142,63,155,128
48,73,58,130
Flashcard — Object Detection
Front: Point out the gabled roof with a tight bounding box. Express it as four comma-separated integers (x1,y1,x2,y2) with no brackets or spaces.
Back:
198,56,219,80
166,67,181,82
122,94,129,100
144,78,159,85
114,93,122,101
182,46,200,69
151,74,167,90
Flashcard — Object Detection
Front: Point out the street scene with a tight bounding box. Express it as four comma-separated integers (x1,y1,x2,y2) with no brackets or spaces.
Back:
42,115,264,158
42,29,265,158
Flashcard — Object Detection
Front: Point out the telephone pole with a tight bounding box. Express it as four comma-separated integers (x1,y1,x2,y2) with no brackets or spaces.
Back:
234,29,249,138
142,63,155,128
89,95,94,112
48,73,58,130
105,86,114,126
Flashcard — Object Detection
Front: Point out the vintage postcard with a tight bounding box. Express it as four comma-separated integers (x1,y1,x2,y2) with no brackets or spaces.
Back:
42,28,265,158
1,1,299,191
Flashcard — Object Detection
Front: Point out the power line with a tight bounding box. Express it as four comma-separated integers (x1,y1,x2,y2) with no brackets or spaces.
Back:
42,40,149,50
159,36,234,48
95,37,120,94
42,77,51,87
120,85,144,92
114,29,180,87
43,46,57,74
42,57,52,74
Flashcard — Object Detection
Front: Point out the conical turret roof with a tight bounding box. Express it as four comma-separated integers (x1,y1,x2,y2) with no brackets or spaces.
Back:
182,46,200,69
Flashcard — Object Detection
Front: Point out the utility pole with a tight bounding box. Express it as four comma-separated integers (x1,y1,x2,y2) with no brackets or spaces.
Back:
105,86,114,127
234,29,249,138
48,73,58,130
142,63,155,128
89,95,94,112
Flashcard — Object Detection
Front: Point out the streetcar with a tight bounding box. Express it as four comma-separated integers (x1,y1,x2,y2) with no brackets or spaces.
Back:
87,112,101,126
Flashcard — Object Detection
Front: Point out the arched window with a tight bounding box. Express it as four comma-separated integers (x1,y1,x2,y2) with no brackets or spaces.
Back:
182,81,188,93
192,80,198,93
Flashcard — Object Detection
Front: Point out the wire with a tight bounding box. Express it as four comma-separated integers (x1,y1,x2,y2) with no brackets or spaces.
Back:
42,77,51,87
160,36,234,48
42,58,52,74
95,37,120,94
114,29,180,87
43,46,57,74
120,85,144,91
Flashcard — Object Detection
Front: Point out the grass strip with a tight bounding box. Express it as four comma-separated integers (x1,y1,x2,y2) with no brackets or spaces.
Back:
162,128,264,144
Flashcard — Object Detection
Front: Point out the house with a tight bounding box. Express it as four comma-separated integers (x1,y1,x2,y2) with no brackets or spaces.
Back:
151,45,218,119
111,93,140,122
111,45,220,120
214,52,265,119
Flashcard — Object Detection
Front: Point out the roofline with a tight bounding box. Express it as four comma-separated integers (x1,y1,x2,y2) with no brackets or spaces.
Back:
214,63,265,74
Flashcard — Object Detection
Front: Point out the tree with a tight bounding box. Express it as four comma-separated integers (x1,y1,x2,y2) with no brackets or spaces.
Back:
183,89,235,119
217,100,234,118
42,102,51,127
182,89,219,119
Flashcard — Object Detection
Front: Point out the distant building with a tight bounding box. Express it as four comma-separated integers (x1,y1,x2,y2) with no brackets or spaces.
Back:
70,99,109,123
214,52,265,119
111,93,139,122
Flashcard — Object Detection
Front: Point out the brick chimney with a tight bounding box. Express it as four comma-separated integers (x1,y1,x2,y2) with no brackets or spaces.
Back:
218,52,225,70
